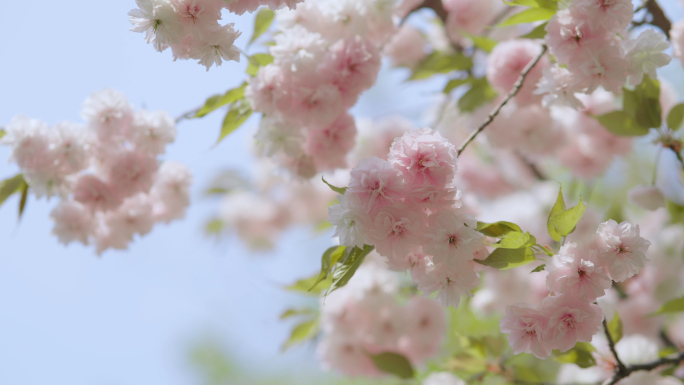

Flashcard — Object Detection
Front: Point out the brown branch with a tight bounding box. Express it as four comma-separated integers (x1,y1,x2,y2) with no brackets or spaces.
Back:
605,350,684,385
644,0,671,39
603,318,628,376
456,45,548,157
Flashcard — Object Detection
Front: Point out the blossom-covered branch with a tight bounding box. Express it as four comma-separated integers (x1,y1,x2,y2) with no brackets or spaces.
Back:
457,45,548,157
605,349,684,385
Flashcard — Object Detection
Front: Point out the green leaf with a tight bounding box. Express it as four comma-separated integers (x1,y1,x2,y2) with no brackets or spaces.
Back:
368,352,415,379
246,53,274,76
327,245,374,294
476,221,522,238
553,342,596,368
549,196,587,239
547,188,566,242
321,176,347,195
216,99,252,144
285,273,332,295
494,231,536,249
195,83,247,118
475,247,536,270
205,218,224,235
279,308,315,320
530,264,546,273
498,7,556,27
596,111,650,137
0,174,27,208
607,312,623,344
282,317,319,351
504,0,558,8
622,74,662,129
0,128,5,140
520,22,548,39
667,103,684,131
410,51,473,80
443,78,471,94
249,7,275,45
467,35,498,53
458,78,497,112
649,296,684,316
309,246,347,291
18,182,28,221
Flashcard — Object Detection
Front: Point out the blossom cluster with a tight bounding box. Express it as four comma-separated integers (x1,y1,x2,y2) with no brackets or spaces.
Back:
318,255,446,376
246,0,398,178
128,0,305,70
328,128,486,308
538,0,671,107
500,220,651,359
1,89,192,254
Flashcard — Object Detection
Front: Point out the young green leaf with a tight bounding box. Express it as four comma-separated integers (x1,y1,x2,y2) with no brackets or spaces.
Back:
0,174,27,208
216,100,252,144
309,246,347,291
285,273,332,295
194,83,247,118
465,34,498,53
475,247,536,269
498,7,556,27
607,312,623,343
282,317,319,351
410,52,473,80
649,296,684,316
321,176,347,195
458,78,497,112
443,78,472,94
327,245,374,294
0,128,5,140
205,218,224,236
249,7,275,45
667,103,684,131
476,221,522,238
245,53,274,76
553,342,596,368
622,75,662,129
547,188,566,242
596,111,650,137
530,264,546,273
18,182,29,221
520,22,548,39
549,196,587,239
368,352,415,379
279,308,315,320
494,231,536,249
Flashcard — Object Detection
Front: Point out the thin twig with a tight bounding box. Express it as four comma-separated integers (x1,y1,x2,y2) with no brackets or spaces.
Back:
605,350,684,385
603,318,628,375
456,45,548,157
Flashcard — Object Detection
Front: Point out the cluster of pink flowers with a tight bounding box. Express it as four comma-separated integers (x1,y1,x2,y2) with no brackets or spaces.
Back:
128,0,304,70
500,220,651,359
328,128,486,308
1,89,192,254
247,0,398,178
539,0,671,106
318,256,445,376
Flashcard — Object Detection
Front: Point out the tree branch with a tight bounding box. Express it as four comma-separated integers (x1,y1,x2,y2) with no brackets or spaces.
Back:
644,0,671,39
456,45,548,157
605,350,684,385
602,318,628,376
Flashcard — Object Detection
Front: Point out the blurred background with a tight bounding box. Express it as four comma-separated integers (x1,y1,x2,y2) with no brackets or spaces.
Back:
0,2,438,384
2,2,684,385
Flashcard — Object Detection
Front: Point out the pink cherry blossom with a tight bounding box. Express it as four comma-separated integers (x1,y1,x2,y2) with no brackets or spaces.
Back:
128,0,184,52
595,220,651,282
423,210,482,264
541,295,603,352
573,0,633,34
348,157,405,213
107,150,159,197
371,203,426,260
384,25,427,68
328,193,374,249
486,39,547,105
413,258,479,308
546,242,612,302
322,36,381,105
306,112,357,171
131,110,177,155
388,128,457,188
398,297,446,363
50,201,95,245
500,303,552,359
73,175,124,212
